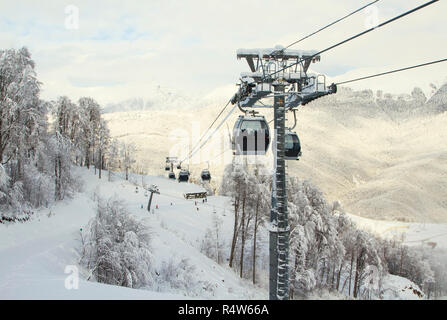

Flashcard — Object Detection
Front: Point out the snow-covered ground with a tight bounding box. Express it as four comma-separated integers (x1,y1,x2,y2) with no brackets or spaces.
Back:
1,166,437,300
347,213,447,250
0,167,267,299
380,274,425,300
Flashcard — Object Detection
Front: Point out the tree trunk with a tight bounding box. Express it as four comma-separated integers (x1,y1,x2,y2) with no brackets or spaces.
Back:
54,158,58,200
17,156,22,181
336,263,343,291
85,146,90,169
98,150,102,179
252,199,259,284
239,196,246,278
331,265,336,290
58,157,62,199
54,156,62,201
399,246,404,275
353,252,363,299
348,250,354,296
229,197,239,268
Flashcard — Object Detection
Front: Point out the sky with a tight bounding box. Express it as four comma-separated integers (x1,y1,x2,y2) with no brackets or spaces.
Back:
0,0,446,105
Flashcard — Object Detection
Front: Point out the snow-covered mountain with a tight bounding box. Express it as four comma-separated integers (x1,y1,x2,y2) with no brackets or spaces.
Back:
102,85,208,113
103,83,447,223
425,82,447,115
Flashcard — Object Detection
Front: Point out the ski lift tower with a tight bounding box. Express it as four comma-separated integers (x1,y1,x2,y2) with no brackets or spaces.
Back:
166,156,178,172
232,45,337,300
147,184,160,212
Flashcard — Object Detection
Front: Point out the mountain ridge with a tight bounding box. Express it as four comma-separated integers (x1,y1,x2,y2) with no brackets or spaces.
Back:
103,82,447,223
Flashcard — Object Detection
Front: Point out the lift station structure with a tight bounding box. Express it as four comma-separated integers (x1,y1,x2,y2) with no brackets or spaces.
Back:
230,45,337,300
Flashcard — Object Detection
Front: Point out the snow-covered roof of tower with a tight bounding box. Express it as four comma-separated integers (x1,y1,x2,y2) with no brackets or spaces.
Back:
237,47,319,59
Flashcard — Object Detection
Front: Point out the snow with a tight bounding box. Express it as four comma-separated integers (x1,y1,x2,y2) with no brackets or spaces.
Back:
347,213,447,250
381,274,425,300
1,165,443,300
0,167,266,299
2,81,447,299
237,48,318,58
102,87,447,223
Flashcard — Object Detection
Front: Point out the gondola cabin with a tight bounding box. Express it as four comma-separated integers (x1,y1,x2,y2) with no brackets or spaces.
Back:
285,131,302,160
178,170,189,182
165,164,170,171
168,172,176,180
232,115,270,155
201,169,211,181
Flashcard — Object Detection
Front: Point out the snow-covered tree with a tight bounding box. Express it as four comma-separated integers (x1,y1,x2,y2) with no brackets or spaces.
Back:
220,160,271,282
201,209,224,264
220,159,249,270
106,138,120,181
287,178,343,297
0,47,40,166
120,142,136,181
0,47,59,215
78,97,101,169
381,239,435,295
95,119,110,179
80,196,153,288
51,97,83,200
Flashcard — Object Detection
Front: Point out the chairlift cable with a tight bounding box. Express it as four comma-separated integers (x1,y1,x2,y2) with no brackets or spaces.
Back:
266,0,439,80
335,58,447,85
183,99,232,162
182,104,238,162
183,0,439,163
284,0,381,49
182,2,382,161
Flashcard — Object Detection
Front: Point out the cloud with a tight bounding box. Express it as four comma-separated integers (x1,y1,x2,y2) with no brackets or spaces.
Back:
0,0,446,105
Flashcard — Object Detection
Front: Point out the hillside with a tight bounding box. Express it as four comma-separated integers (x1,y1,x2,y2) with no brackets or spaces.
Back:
1,167,436,300
0,167,266,299
103,85,447,223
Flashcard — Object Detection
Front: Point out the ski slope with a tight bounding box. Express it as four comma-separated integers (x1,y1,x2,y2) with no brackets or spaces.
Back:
347,213,447,250
0,167,266,299
0,167,438,299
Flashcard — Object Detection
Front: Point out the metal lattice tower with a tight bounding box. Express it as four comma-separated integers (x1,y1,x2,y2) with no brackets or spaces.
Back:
270,82,290,299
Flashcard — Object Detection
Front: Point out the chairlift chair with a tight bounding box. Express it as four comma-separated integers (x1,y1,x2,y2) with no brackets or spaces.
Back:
285,131,302,160
201,169,211,181
178,170,189,182
232,115,270,155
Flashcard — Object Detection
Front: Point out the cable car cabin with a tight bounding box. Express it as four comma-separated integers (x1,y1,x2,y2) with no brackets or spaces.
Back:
232,115,270,155
285,131,302,160
201,169,211,181
165,165,170,171
168,172,176,180
178,170,189,182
